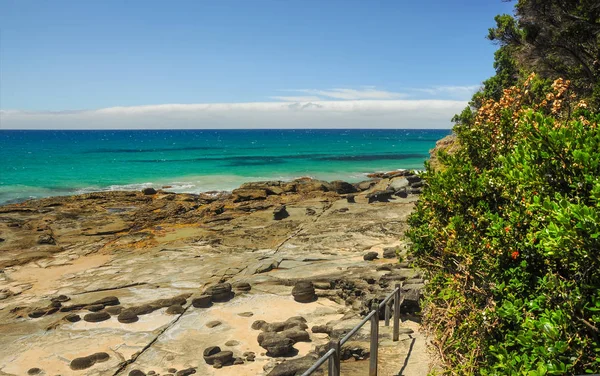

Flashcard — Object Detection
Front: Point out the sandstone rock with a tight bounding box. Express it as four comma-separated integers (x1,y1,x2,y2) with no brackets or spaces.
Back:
292,281,316,303
203,283,233,302
273,205,289,220
203,348,233,365
166,304,184,315
233,357,244,365
27,368,42,375
175,369,196,376
105,306,122,315
383,247,397,258
251,320,266,330
142,187,157,195
192,295,212,308
281,328,310,342
311,325,332,334
258,333,295,357
117,309,139,323
70,356,95,370
363,251,379,261
232,189,268,202
233,281,251,291
206,320,221,328
83,311,110,323
238,311,253,317
267,354,321,376
389,177,410,191
366,189,394,203
51,295,70,303
64,313,81,323
129,370,146,376
86,304,105,312
92,296,120,306
329,180,357,194
225,340,240,346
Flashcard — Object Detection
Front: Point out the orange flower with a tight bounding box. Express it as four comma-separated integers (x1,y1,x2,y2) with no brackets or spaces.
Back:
505,226,510,233
511,251,519,260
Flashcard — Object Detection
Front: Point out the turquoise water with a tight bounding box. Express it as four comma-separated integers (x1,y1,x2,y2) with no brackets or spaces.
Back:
0,129,449,204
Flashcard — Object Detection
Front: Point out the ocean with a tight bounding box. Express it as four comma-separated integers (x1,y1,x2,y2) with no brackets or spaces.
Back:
0,129,450,204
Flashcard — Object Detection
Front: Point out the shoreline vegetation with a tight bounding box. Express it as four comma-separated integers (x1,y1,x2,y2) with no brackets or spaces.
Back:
408,0,600,374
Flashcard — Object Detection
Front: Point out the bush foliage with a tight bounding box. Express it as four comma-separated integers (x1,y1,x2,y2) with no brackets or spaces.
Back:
407,75,600,375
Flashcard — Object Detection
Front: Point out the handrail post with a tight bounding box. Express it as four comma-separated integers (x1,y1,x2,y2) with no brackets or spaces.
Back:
384,301,391,326
393,284,401,341
369,301,379,376
328,339,340,376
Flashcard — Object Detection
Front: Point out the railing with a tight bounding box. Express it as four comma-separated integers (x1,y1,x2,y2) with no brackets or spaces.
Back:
301,283,403,376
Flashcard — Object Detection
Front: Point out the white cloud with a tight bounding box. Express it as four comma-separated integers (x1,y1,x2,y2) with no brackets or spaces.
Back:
1,99,467,129
270,95,323,102
413,85,480,100
298,88,408,100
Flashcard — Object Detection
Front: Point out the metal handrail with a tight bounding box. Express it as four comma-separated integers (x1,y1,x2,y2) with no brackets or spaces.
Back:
300,283,402,376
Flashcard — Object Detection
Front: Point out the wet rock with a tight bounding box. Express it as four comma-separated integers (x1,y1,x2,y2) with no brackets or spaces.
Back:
406,175,422,184
203,283,234,302
118,309,139,323
83,310,111,323
292,281,316,303
233,281,251,292
267,354,321,376
311,325,332,335
206,320,221,328
142,187,157,195
175,368,196,376
86,304,105,312
63,313,81,323
105,306,122,315
166,304,184,315
363,251,379,261
27,368,42,375
383,247,397,258
273,205,289,220
192,295,212,308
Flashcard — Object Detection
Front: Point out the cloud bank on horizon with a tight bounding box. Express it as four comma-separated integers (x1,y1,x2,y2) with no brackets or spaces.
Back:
1,86,476,129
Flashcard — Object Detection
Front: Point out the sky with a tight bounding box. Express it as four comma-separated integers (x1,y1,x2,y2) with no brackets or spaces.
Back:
0,0,515,129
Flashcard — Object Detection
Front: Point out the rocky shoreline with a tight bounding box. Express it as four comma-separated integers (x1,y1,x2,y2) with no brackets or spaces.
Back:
0,171,432,376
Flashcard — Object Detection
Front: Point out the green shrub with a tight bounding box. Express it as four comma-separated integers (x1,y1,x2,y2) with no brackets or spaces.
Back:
408,78,600,374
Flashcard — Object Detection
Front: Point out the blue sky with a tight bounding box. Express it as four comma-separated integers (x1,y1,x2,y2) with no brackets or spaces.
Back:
0,0,515,128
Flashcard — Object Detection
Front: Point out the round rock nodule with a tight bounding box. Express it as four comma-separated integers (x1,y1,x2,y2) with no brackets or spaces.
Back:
166,304,184,315
70,356,95,370
191,295,212,308
203,283,234,302
83,311,111,323
292,281,317,303
129,370,146,376
27,368,42,375
64,313,81,323
118,309,139,324
363,251,379,261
